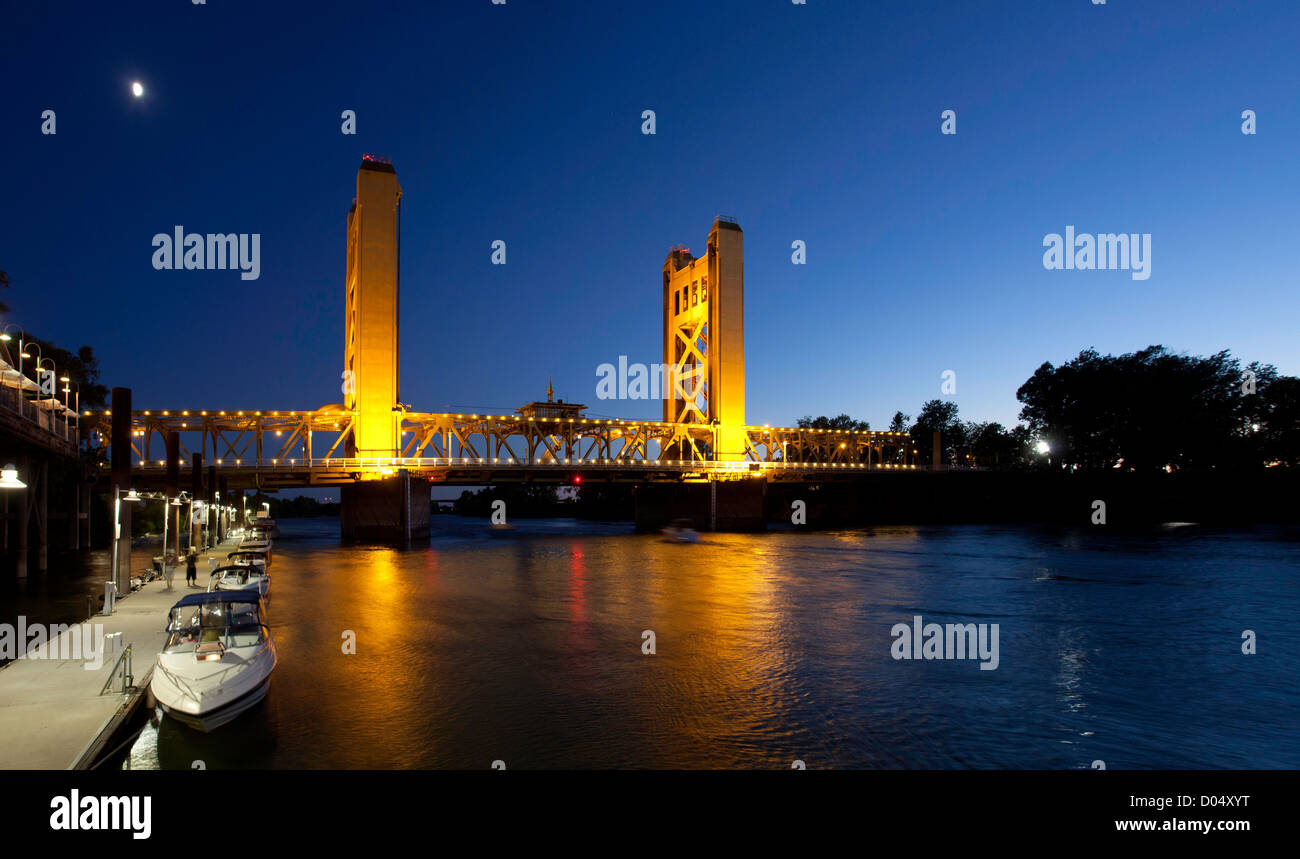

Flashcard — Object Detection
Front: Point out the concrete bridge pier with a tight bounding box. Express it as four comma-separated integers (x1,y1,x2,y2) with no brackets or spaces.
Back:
341,469,430,543
634,479,767,533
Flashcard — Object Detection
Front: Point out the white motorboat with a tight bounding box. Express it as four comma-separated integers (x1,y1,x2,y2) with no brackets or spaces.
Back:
228,547,271,570
151,590,277,732
208,563,270,599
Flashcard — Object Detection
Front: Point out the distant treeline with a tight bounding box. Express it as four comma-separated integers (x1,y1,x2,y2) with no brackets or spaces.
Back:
453,484,634,520
798,345,1299,471
251,495,341,518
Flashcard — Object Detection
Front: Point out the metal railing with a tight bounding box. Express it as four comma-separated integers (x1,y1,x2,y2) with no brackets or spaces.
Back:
99,642,134,696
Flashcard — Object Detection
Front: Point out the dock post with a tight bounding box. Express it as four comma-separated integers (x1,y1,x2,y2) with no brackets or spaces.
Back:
16,455,29,579
68,477,80,551
165,432,180,559
190,453,203,550
207,464,217,547
110,387,133,595
218,475,229,543
36,458,48,571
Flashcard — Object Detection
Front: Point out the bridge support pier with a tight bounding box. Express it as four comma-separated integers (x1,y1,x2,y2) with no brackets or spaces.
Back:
634,479,767,533
341,469,429,543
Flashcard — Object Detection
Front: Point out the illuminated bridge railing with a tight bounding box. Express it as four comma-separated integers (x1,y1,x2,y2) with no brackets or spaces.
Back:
83,408,920,473
123,456,920,473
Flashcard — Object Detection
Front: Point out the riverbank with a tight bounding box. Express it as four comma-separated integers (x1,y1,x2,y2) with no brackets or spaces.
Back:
763,469,1300,528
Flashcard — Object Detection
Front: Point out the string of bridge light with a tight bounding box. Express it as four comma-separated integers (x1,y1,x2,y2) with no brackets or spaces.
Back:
94,408,913,437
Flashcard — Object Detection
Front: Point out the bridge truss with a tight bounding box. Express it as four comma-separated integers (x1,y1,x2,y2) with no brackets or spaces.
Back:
84,407,921,489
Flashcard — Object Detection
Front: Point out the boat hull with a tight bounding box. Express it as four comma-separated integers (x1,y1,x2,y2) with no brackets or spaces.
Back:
158,673,271,732
151,639,277,733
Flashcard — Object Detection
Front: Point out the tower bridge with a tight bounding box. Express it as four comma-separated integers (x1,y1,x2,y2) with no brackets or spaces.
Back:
86,157,924,540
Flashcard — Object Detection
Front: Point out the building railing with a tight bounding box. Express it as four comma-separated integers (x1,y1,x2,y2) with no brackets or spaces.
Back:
0,384,78,445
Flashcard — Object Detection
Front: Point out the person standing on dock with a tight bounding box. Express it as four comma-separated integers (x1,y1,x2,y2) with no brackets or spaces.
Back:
164,554,175,591
186,550,198,587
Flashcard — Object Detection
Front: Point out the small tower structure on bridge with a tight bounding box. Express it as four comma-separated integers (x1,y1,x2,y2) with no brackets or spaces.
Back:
516,379,586,421
662,216,746,460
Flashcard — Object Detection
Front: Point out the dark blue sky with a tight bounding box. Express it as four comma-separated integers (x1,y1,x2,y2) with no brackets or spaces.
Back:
4,0,1297,428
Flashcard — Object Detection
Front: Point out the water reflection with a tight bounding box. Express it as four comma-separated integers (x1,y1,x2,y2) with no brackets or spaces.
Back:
116,518,1299,769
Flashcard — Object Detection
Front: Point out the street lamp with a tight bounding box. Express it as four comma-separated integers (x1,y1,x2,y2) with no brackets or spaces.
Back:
0,463,25,489
60,377,79,443
34,355,58,422
110,487,142,611
16,341,40,418
190,497,204,551
0,326,24,380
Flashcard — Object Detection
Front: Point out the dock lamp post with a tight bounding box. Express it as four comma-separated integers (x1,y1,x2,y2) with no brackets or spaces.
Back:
160,494,184,584
109,487,142,613
0,464,26,489
189,498,204,551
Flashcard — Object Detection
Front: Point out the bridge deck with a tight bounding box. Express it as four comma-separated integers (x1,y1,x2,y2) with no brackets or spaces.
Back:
86,409,923,488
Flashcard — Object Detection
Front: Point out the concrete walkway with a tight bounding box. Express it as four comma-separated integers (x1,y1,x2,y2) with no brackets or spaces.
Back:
0,539,244,769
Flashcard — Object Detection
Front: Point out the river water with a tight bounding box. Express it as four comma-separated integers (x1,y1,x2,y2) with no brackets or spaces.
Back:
108,517,1298,769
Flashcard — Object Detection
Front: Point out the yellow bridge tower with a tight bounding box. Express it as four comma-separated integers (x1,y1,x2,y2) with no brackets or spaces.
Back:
662,216,746,460
345,155,402,457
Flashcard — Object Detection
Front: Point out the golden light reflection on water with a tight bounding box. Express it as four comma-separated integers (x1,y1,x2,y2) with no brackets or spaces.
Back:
128,519,1296,770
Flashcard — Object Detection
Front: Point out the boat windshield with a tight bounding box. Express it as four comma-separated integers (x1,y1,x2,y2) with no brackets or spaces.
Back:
213,567,260,585
165,599,266,652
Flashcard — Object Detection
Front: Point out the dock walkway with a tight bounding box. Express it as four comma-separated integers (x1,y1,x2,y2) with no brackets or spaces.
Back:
0,539,245,769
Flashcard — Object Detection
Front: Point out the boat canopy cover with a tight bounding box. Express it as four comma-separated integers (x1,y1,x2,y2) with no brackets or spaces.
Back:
169,589,260,609
228,549,268,557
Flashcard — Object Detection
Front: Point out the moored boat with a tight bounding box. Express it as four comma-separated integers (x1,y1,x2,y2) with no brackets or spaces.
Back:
208,563,270,599
228,547,271,570
151,590,277,732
